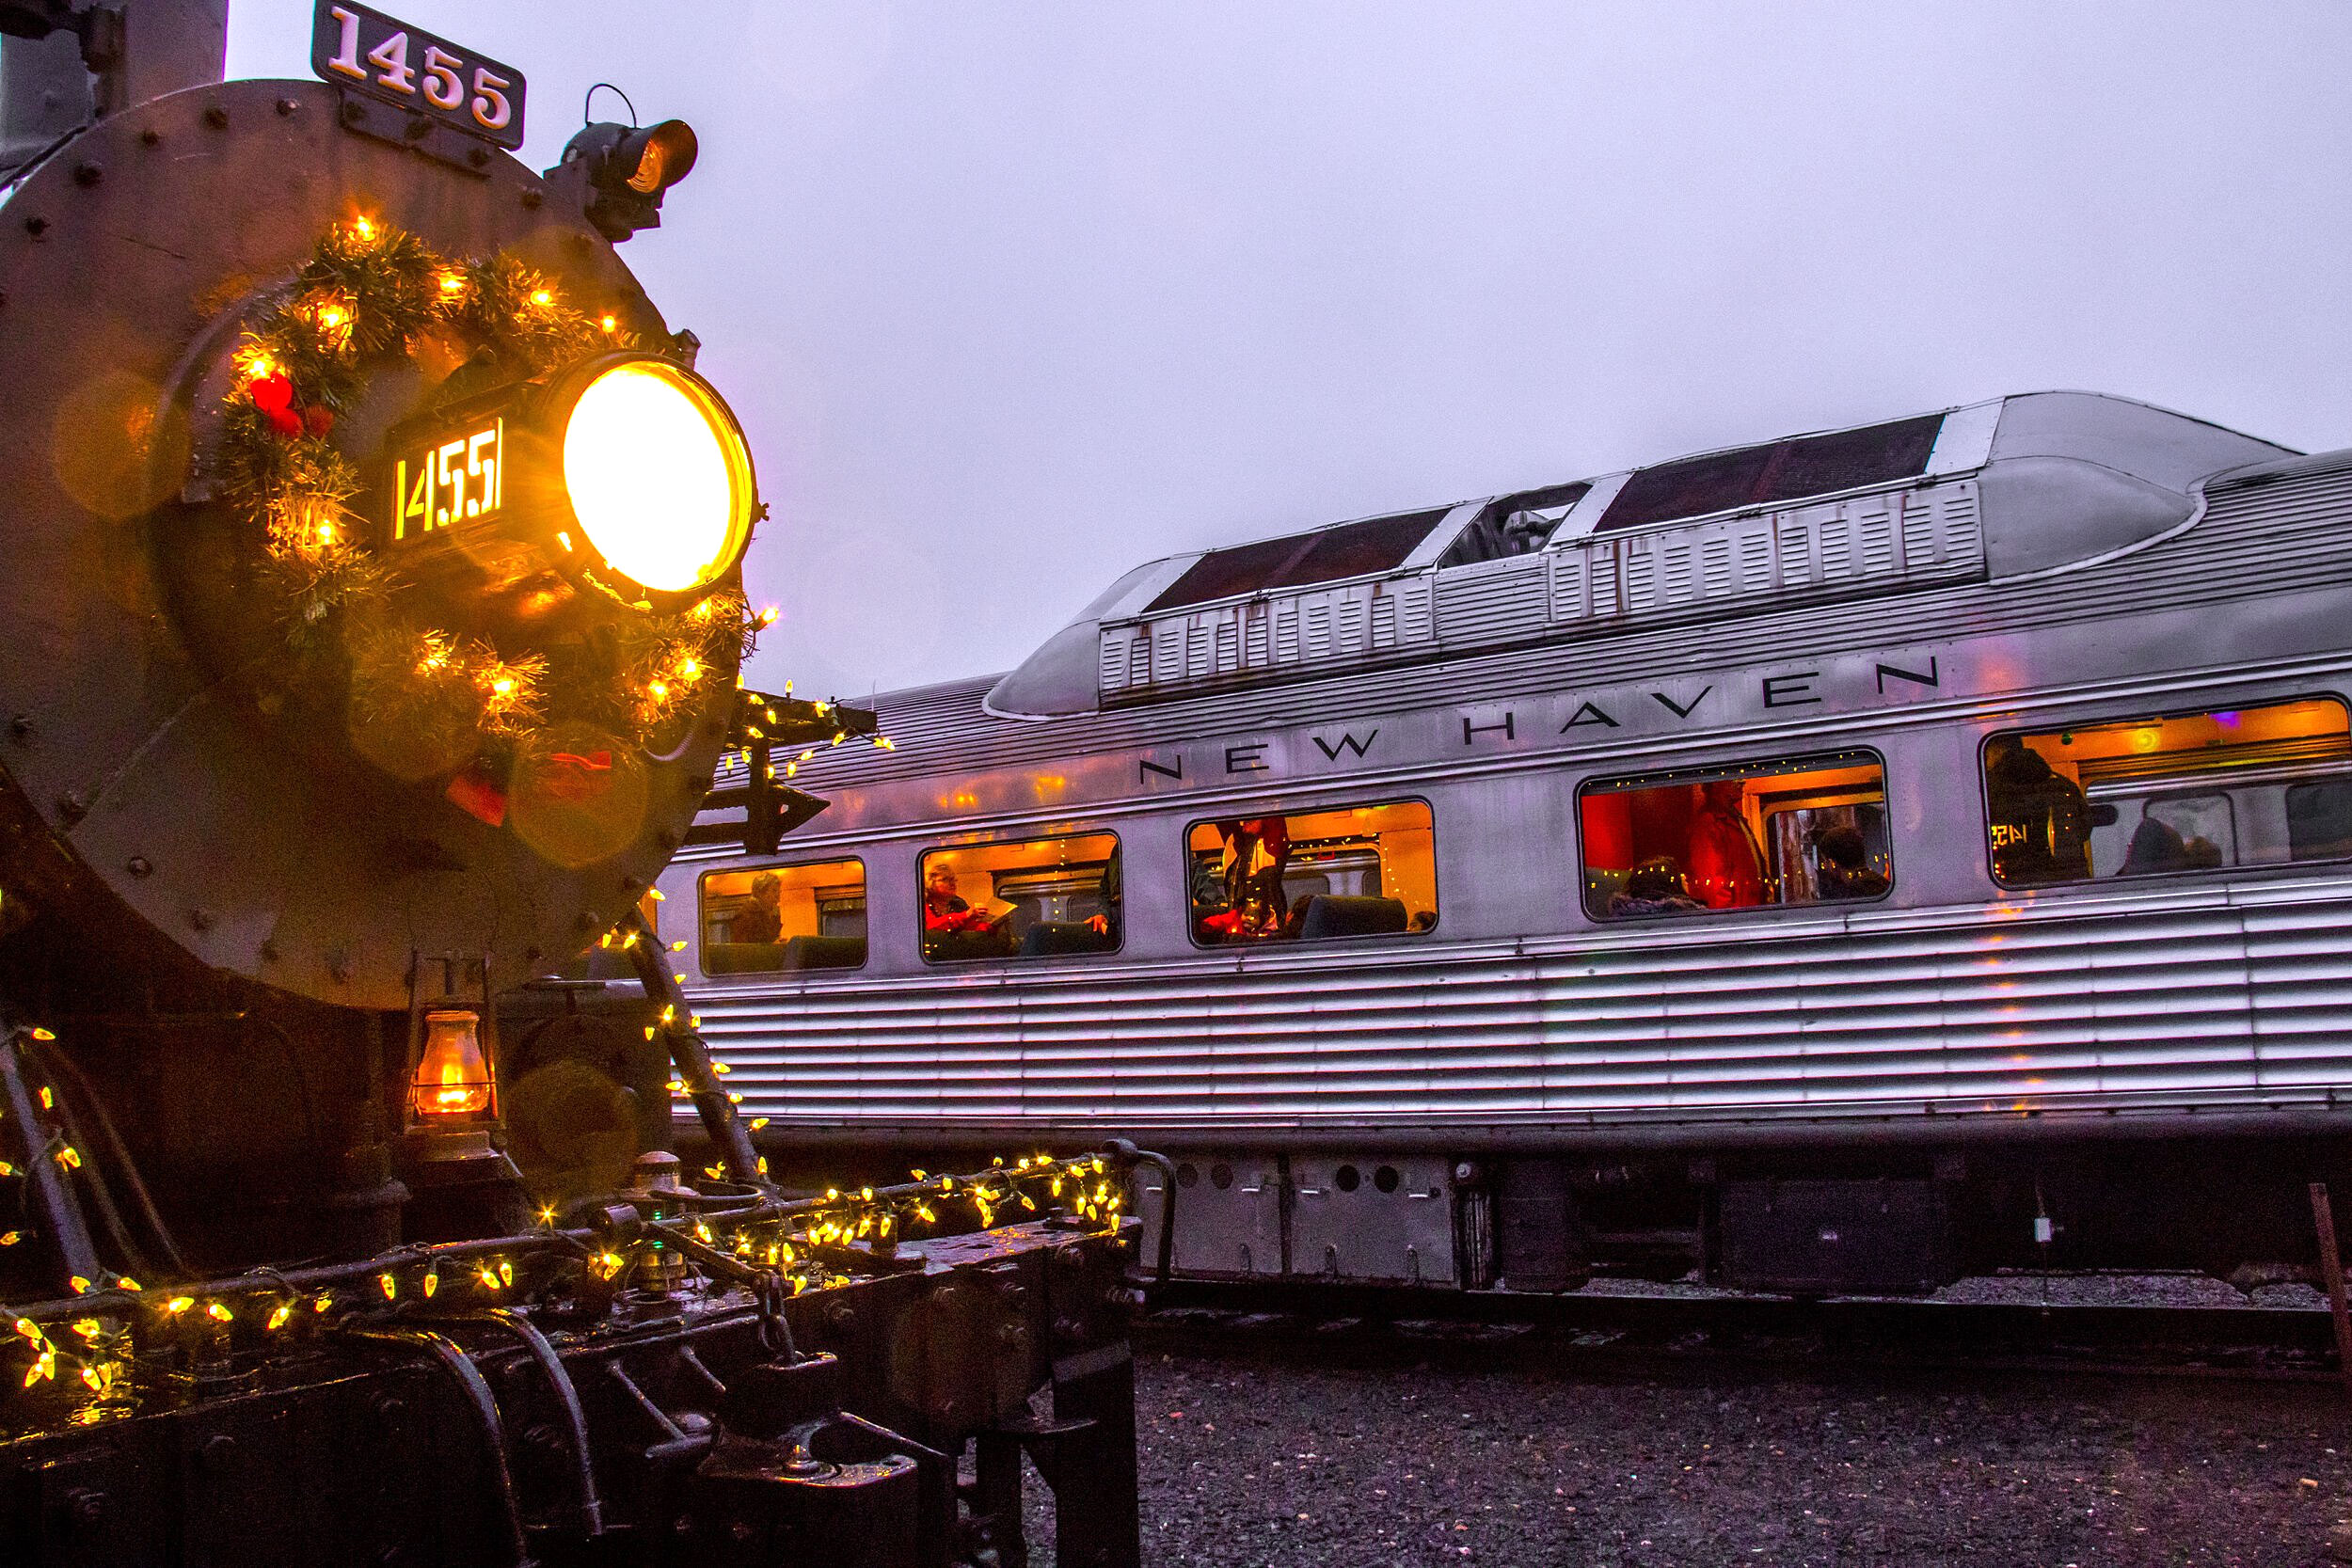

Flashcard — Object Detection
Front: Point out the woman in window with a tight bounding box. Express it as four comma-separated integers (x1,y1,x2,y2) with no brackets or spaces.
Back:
733,871,784,944
923,864,995,936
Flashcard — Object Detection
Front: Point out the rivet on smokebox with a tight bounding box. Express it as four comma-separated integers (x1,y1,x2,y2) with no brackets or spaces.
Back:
126,857,152,879
201,104,227,129
72,163,102,187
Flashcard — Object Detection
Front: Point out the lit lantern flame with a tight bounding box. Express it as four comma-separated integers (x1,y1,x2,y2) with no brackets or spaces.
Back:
410,1008,492,1119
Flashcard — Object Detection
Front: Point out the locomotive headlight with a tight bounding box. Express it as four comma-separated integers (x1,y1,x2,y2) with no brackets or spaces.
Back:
560,357,754,594
384,350,758,609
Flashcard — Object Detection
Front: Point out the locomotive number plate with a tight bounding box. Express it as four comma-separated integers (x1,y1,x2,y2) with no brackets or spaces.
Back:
389,417,504,546
311,2,526,150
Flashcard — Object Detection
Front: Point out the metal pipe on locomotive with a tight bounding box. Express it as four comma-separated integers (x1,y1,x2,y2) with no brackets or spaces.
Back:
0,7,1144,1564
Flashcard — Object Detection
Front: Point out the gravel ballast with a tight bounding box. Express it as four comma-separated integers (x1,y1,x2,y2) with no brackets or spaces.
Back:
1037,1346,2352,1567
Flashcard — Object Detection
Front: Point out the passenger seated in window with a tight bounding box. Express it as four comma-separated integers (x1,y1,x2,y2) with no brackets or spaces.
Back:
1201,890,1286,941
1811,826,1889,900
1088,847,1122,937
1187,855,1231,936
2115,813,2216,878
1685,781,1766,909
732,871,784,944
922,865,997,936
1984,736,2092,884
1607,858,1704,917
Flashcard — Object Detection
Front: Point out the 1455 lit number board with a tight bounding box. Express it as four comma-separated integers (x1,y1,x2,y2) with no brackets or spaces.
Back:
390,419,503,546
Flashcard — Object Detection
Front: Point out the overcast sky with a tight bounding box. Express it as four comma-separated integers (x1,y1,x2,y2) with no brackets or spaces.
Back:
227,3,2352,701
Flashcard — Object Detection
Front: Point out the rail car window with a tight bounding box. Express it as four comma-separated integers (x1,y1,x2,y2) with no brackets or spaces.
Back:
919,833,1120,962
1185,801,1437,944
1982,697,2352,887
699,860,866,975
1579,752,1891,919
1143,510,1450,614
1436,483,1594,568
1595,415,1945,534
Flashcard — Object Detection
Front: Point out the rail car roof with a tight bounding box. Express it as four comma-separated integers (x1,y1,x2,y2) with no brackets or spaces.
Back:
977,391,2292,720
708,392,2314,815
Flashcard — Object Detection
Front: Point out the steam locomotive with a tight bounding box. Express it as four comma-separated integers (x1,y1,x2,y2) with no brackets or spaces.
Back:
678,388,2352,1302
0,7,1141,1566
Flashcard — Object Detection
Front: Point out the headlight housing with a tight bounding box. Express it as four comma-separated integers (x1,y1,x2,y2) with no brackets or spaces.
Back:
555,355,757,600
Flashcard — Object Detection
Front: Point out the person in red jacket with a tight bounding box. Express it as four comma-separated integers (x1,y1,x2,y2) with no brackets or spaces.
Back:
1684,780,1767,910
923,864,996,934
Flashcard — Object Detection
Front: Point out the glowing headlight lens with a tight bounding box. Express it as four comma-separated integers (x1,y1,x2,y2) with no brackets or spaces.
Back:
560,358,753,594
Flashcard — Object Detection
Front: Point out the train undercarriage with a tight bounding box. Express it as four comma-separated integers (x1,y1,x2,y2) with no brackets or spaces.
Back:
745,1126,2352,1304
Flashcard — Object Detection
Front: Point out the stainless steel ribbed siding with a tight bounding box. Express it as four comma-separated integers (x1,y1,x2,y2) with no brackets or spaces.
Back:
697,879,2352,1133
681,430,2352,1148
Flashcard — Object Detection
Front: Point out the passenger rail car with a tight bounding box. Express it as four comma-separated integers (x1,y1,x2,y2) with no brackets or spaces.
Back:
674,392,2352,1297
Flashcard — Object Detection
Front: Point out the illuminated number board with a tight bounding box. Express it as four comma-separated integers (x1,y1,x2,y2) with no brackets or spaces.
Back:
310,1,526,150
390,420,504,546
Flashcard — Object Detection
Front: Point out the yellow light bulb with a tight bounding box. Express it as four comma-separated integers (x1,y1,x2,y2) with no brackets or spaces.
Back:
560,359,753,593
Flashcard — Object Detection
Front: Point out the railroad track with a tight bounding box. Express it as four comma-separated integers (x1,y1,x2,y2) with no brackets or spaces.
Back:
1136,1276,2346,1384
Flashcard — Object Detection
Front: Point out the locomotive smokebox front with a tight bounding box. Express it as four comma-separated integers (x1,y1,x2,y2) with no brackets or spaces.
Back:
0,75,757,1013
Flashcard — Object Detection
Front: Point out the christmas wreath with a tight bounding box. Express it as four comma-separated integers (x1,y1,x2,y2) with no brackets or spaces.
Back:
206,214,761,808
